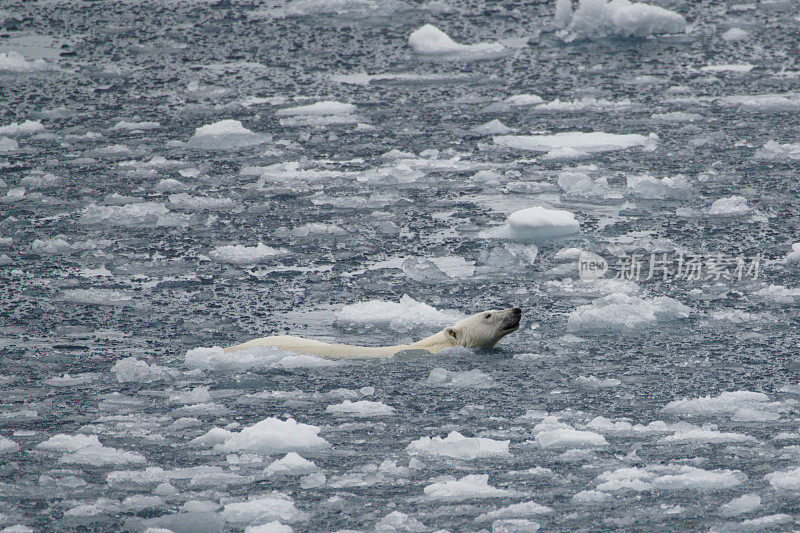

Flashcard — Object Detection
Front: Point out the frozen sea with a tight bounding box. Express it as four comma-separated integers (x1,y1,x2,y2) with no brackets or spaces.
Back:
3,0,800,531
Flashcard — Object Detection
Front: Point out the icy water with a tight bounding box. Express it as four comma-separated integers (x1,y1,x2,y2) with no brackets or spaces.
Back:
3,0,800,531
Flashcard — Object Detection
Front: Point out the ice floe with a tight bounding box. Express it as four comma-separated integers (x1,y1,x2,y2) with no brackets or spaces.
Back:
200,417,330,455
208,243,286,264
408,24,507,61
185,345,335,372
336,295,464,328
567,293,691,333
423,368,495,388
407,431,510,459
423,474,514,500
325,400,395,417
186,119,271,150
495,131,657,154
558,0,686,41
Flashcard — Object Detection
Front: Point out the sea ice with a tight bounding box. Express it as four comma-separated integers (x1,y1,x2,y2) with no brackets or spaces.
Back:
474,501,552,522
185,345,334,371
111,357,174,383
718,494,760,517
506,206,580,241
0,51,48,72
785,244,800,263
0,120,44,135
559,0,687,41
186,119,271,150
423,474,514,500
61,289,133,306
407,431,510,459
722,27,749,42
336,295,464,328
626,174,691,199
275,101,355,116
750,285,800,305
567,293,691,333
375,511,427,532
36,434,102,452
208,243,285,264
708,196,752,216
168,193,234,211
210,417,330,455
535,427,607,448
0,137,19,152
0,436,19,454
264,452,319,477
408,24,507,60
220,493,308,525
495,132,657,153
244,522,293,533
662,391,775,418
325,400,395,417
423,368,495,388
79,202,189,227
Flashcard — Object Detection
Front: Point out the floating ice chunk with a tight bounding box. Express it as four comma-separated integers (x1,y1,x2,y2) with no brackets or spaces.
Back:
20,172,60,189
626,174,691,199
111,357,174,383
701,63,753,73
59,444,146,466
560,0,686,41
111,120,160,131
423,368,495,388
400,257,450,282
718,93,800,112
663,391,774,419
732,514,794,530
221,493,308,524
375,511,426,532
407,431,509,459
495,132,657,153
650,111,702,122
64,498,120,517
0,51,48,72
595,467,654,491
190,470,254,487
276,101,356,116
785,244,800,263
337,295,464,328
168,386,211,405
0,137,19,152
106,467,167,485
79,202,189,227
290,223,345,238
719,493,760,517
659,428,756,444
264,452,319,477
567,293,691,333
154,178,188,193
423,474,514,500
504,206,579,241
558,172,612,197
751,284,800,305
489,519,540,532
61,289,133,306
245,522,293,533
121,495,164,511
186,120,271,150
575,375,621,387
184,345,334,372
212,417,330,455
722,27,749,42
651,466,745,491
708,196,751,216
755,140,800,161
325,400,395,417
533,97,634,112
208,243,285,264
37,434,101,452
571,490,612,504
474,500,552,522
0,435,19,454
470,119,514,135
554,0,573,29
505,94,544,106
766,466,800,489
168,193,234,211
0,120,44,136
408,24,507,60
535,427,607,448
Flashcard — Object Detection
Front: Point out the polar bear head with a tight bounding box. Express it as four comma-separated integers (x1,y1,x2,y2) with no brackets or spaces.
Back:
443,307,522,350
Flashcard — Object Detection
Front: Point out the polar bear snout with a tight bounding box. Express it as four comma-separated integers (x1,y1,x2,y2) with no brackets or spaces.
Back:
500,307,522,332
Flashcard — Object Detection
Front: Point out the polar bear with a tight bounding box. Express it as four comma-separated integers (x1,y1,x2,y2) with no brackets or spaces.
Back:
225,307,521,360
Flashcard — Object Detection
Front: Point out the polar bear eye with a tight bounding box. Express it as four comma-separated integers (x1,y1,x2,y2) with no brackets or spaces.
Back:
484,313,491,319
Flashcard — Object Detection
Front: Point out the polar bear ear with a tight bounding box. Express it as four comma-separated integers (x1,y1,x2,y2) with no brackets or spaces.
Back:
445,327,459,340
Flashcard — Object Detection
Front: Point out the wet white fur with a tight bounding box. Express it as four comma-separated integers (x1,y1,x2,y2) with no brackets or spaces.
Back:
225,308,520,360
